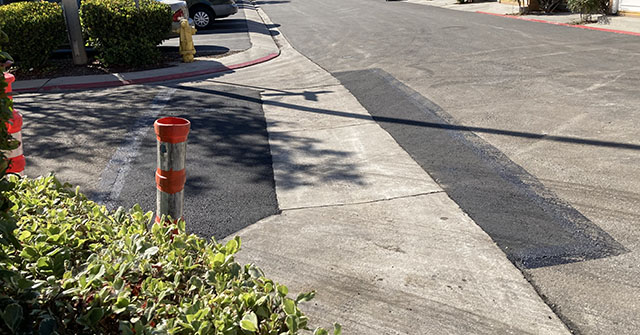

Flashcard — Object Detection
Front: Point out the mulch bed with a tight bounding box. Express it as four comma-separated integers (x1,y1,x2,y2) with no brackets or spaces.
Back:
7,50,182,81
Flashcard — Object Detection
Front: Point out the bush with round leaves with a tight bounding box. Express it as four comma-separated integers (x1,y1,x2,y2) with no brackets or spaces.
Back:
0,175,340,334
81,0,172,67
0,1,67,68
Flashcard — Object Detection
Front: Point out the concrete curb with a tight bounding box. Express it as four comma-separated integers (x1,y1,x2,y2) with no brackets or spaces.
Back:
477,11,640,36
13,1,280,93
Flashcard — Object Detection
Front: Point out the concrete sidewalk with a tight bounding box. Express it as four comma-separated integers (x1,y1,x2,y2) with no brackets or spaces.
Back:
405,0,640,34
197,3,573,334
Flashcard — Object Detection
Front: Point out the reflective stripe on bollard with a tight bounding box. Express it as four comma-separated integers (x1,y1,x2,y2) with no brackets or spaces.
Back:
6,110,24,175
4,72,14,99
154,117,190,224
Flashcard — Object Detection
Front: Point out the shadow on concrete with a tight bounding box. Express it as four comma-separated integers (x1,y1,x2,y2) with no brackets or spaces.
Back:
203,80,332,101
170,84,365,192
199,18,249,34
164,70,631,268
200,19,279,36
184,83,640,151
180,86,640,151
334,68,628,269
158,45,230,56
254,1,291,5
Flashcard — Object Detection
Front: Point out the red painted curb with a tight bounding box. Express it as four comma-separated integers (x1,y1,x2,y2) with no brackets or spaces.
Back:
477,11,640,36
14,52,279,93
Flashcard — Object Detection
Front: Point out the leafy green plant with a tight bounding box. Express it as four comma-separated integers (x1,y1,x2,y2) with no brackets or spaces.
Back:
0,1,67,68
1,175,340,334
81,0,172,67
567,0,609,21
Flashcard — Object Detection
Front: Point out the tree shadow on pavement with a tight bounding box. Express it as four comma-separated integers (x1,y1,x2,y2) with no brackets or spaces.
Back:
170,84,365,193
15,80,365,240
14,86,167,195
204,80,330,101
253,1,291,5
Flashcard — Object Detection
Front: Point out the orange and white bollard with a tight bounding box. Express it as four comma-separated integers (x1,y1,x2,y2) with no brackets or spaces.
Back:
154,117,190,224
3,73,24,175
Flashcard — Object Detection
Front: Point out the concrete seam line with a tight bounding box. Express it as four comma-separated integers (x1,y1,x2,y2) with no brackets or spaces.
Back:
279,191,445,212
273,121,376,135
96,87,176,208
477,11,640,36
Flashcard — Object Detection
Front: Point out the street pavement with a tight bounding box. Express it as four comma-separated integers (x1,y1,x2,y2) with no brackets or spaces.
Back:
10,0,640,334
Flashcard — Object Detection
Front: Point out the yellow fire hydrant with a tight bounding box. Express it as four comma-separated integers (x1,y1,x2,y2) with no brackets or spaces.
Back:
179,19,197,63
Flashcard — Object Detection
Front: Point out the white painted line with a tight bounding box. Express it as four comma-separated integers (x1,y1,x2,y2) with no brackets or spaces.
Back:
97,88,176,208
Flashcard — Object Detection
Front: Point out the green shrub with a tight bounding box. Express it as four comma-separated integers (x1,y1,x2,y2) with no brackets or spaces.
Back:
1,175,339,334
81,0,172,67
567,0,609,20
0,1,67,68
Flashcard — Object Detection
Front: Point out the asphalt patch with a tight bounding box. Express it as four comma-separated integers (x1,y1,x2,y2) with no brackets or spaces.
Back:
335,68,627,269
112,83,278,241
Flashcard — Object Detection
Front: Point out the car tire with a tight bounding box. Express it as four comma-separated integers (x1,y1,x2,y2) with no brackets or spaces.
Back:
191,6,214,29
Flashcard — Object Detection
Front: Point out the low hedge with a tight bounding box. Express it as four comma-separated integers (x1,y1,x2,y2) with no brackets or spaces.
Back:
0,1,67,68
0,175,339,334
81,0,172,67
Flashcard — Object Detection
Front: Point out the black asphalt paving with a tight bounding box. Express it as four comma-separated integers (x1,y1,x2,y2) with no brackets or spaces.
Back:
112,83,278,240
18,83,278,241
335,68,626,269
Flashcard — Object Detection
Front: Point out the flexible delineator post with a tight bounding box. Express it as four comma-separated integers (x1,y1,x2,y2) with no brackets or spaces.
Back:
154,117,190,224
3,73,24,175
